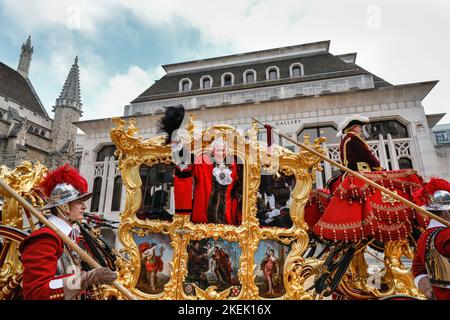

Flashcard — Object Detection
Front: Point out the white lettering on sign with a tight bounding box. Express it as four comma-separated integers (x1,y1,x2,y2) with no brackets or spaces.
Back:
275,119,301,126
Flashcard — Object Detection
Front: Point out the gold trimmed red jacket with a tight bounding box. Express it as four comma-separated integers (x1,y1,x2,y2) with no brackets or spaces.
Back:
339,132,381,171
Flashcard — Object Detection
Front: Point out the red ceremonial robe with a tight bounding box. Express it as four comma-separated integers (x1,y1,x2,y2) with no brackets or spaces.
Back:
192,154,238,225
173,165,194,215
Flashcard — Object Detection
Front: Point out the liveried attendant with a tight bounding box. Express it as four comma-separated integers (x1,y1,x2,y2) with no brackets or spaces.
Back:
19,164,116,300
412,178,450,300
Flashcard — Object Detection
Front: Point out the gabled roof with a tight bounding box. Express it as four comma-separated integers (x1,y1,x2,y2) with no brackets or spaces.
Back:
0,61,49,118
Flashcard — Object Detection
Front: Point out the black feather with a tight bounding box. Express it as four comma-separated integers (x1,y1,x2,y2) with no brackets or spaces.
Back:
158,105,185,144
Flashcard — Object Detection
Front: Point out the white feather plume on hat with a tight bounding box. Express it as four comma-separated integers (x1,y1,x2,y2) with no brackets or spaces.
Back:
336,114,370,138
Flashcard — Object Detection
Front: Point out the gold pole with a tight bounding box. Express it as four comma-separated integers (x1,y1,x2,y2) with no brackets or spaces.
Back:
0,178,138,300
253,118,450,228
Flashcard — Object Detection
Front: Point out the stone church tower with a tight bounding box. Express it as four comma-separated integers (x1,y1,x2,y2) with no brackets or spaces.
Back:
1,36,84,169
17,35,33,78
48,56,82,168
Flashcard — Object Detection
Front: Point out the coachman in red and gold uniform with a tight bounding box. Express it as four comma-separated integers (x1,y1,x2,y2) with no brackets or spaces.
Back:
19,165,116,300
412,178,450,300
338,115,383,173
314,115,384,242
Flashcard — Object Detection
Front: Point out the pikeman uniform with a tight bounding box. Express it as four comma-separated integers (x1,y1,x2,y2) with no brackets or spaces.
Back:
19,165,116,300
412,179,450,300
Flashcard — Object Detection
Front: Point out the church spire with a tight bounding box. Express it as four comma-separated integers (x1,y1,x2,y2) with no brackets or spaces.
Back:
54,56,82,114
17,35,33,78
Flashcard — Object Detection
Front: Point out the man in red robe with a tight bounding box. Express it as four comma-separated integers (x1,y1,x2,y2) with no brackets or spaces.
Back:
412,179,450,300
19,165,116,300
161,106,240,225
192,138,239,225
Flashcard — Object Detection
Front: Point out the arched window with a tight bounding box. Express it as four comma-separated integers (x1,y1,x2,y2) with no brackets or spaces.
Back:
200,75,213,89
111,176,123,211
243,69,256,84
290,63,304,77
221,73,234,86
96,145,117,162
398,157,413,169
297,125,339,144
179,78,192,92
34,127,39,134
90,177,102,212
365,120,409,140
266,66,280,80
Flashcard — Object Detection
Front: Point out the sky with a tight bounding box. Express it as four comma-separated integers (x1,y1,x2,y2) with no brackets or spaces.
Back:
1,0,449,123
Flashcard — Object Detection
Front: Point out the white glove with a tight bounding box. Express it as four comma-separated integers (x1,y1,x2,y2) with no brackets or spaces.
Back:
267,209,280,219
267,194,275,210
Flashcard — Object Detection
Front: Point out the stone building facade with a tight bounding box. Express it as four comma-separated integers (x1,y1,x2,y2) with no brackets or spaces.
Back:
75,41,448,225
432,123,450,179
0,36,82,169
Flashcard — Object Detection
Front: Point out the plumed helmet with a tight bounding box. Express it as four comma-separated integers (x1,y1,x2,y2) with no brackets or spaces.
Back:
426,190,450,211
413,177,450,211
39,164,92,209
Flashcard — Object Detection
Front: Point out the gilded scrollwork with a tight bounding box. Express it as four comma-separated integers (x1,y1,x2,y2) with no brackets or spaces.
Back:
0,161,48,295
109,116,323,300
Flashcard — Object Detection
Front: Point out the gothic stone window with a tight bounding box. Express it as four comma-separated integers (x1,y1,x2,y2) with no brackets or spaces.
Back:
365,120,409,140
90,176,102,212
111,175,123,211
96,145,117,162
297,125,340,144
298,125,340,186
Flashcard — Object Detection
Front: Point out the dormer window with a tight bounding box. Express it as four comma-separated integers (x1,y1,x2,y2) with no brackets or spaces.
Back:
243,69,256,84
200,75,213,89
179,78,192,92
266,66,280,80
221,72,234,86
289,63,304,78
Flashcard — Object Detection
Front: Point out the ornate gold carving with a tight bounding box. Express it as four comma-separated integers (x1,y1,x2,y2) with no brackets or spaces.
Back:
0,161,47,296
108,117,324,300
382,240,425,298
381,190,400,204
283,241,322,300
